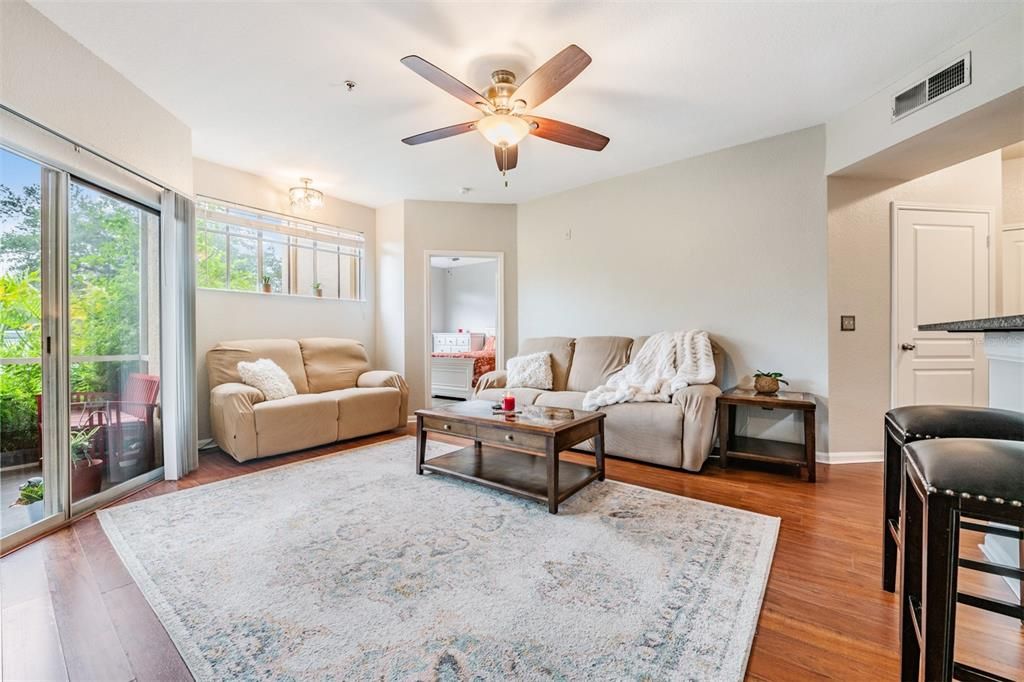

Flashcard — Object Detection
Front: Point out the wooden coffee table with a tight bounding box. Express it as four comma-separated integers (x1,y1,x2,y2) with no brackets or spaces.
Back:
415,400,606,514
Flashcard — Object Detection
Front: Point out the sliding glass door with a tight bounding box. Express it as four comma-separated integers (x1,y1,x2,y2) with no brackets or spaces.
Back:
0,147,62,537
67,180,161,508
0,146,163,547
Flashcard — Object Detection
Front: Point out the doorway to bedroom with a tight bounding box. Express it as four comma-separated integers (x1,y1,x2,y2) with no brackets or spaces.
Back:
425,253,503,409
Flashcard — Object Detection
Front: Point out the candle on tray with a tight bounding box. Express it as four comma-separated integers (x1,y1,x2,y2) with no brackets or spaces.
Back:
502,391,516,412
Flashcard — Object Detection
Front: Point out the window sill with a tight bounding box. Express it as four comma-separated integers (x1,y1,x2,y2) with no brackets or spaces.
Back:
197,287,366,303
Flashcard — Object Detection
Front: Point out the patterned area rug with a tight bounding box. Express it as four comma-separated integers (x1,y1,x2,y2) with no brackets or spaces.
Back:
99,437,779,681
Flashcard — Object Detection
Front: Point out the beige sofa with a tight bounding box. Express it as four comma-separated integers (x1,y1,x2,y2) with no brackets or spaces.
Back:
206,338,408,462
474,336,724,471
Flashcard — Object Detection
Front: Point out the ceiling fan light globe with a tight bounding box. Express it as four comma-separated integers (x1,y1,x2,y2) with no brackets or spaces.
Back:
476,114,531,148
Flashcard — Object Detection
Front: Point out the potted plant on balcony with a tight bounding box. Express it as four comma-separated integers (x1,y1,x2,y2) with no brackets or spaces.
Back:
9,477,44,523
261,276,272,294
70,424,104,500
312,282,323,298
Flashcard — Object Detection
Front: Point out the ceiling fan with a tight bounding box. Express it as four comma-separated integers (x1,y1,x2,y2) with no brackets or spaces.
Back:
400,45,609,180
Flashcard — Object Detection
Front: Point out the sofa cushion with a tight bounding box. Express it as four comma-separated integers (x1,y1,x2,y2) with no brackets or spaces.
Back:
533,391,586,411
602,402,683,468
321,387,401,440
208,339,310,394
253,394,338,457
566,337,633,392
475,388,545,405
518,337,575,391
299,338,371,393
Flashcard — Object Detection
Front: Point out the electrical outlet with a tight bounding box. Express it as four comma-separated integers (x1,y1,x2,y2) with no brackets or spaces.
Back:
840,315,856,331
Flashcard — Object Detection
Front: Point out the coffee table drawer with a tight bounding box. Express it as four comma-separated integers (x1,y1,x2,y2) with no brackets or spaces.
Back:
477,425,547,451
422,416,476,438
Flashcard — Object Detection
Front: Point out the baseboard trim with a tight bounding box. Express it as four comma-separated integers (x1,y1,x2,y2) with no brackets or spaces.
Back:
819,451,883,464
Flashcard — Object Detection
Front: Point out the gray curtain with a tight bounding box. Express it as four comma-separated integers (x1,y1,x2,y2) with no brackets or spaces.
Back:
161,190,199,478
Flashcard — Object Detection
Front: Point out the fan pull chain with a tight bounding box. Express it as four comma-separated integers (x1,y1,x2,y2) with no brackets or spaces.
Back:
502,146,509,188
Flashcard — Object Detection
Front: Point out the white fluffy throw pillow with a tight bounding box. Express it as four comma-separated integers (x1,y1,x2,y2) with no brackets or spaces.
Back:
237,358,297,400
506,351,553,390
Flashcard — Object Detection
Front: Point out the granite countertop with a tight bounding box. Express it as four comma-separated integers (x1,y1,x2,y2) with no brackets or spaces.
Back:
919,315,1024,332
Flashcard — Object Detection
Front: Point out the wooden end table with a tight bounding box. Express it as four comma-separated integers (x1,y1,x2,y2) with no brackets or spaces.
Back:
717,387,817,482
415,400,606,514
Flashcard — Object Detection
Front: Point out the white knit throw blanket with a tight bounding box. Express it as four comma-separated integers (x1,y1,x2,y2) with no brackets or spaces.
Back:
582,330,716,410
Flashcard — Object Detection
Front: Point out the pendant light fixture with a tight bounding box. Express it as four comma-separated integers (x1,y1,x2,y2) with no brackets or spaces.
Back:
289,177,324,211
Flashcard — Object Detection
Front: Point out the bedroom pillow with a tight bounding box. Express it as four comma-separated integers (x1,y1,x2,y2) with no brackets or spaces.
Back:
506,351,553,390
237,358,298,400
483,335,496,351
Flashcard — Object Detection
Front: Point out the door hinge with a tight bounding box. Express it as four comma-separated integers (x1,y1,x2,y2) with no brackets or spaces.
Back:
45,336,51,354
986,235,990,248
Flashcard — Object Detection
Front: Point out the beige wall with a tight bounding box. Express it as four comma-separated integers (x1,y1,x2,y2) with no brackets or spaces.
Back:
827,152,1002,454
1004,154,1024,226
375,202,406,376
517,126,828,447
0,0,193,192
403,200,517,414
193,158,377,439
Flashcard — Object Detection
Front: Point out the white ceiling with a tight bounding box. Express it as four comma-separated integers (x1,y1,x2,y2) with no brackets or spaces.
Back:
31,1,1016,208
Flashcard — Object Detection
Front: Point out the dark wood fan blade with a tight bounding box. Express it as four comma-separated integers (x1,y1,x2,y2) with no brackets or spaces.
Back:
494,144,518,171
401,121,477,145
401,55,489,110
512,45,592,110
524,116,609,151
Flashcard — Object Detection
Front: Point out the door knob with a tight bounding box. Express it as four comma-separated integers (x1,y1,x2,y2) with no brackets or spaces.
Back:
901,343,916,351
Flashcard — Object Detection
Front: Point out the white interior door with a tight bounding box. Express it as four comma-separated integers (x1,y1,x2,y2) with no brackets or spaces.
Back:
894,205,990,408
1002,225,1024,315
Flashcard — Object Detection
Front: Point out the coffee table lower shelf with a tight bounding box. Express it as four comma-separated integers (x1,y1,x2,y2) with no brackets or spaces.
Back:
422,445,600,508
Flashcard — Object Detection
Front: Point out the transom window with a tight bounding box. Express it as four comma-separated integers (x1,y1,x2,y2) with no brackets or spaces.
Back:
195,198,364,300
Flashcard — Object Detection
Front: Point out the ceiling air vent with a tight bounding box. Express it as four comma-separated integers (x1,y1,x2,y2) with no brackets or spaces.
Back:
891,53,971,122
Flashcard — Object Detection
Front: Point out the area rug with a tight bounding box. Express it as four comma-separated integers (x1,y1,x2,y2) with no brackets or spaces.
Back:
99,437,779,681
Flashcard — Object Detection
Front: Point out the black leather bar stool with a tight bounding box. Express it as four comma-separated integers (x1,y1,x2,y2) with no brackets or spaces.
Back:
900,438,1024,682
883,406,1024,591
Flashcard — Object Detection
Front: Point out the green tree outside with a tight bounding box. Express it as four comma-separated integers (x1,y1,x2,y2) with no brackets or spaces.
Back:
1,181,149,453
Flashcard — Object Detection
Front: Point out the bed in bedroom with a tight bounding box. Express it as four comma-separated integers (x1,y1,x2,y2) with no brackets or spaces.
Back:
430,332,496,400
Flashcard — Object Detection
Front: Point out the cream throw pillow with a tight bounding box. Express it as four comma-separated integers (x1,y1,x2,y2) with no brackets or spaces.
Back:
506,352,553,390
237,358,297,400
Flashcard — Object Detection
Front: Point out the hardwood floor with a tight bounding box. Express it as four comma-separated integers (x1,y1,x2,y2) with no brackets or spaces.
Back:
1,427,1020,680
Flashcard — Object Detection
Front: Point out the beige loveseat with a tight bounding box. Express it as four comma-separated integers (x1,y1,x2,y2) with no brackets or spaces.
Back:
207,338,408,462
474,336,724,471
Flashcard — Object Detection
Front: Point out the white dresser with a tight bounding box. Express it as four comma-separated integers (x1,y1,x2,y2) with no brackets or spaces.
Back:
431,332,488,400
432,332,484,353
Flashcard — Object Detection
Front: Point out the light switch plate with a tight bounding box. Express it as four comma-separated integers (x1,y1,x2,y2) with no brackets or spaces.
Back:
840,315,856,331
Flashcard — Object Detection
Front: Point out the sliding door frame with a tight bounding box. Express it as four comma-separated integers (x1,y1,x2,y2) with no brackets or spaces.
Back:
0,158,70,551
41,168,70,522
